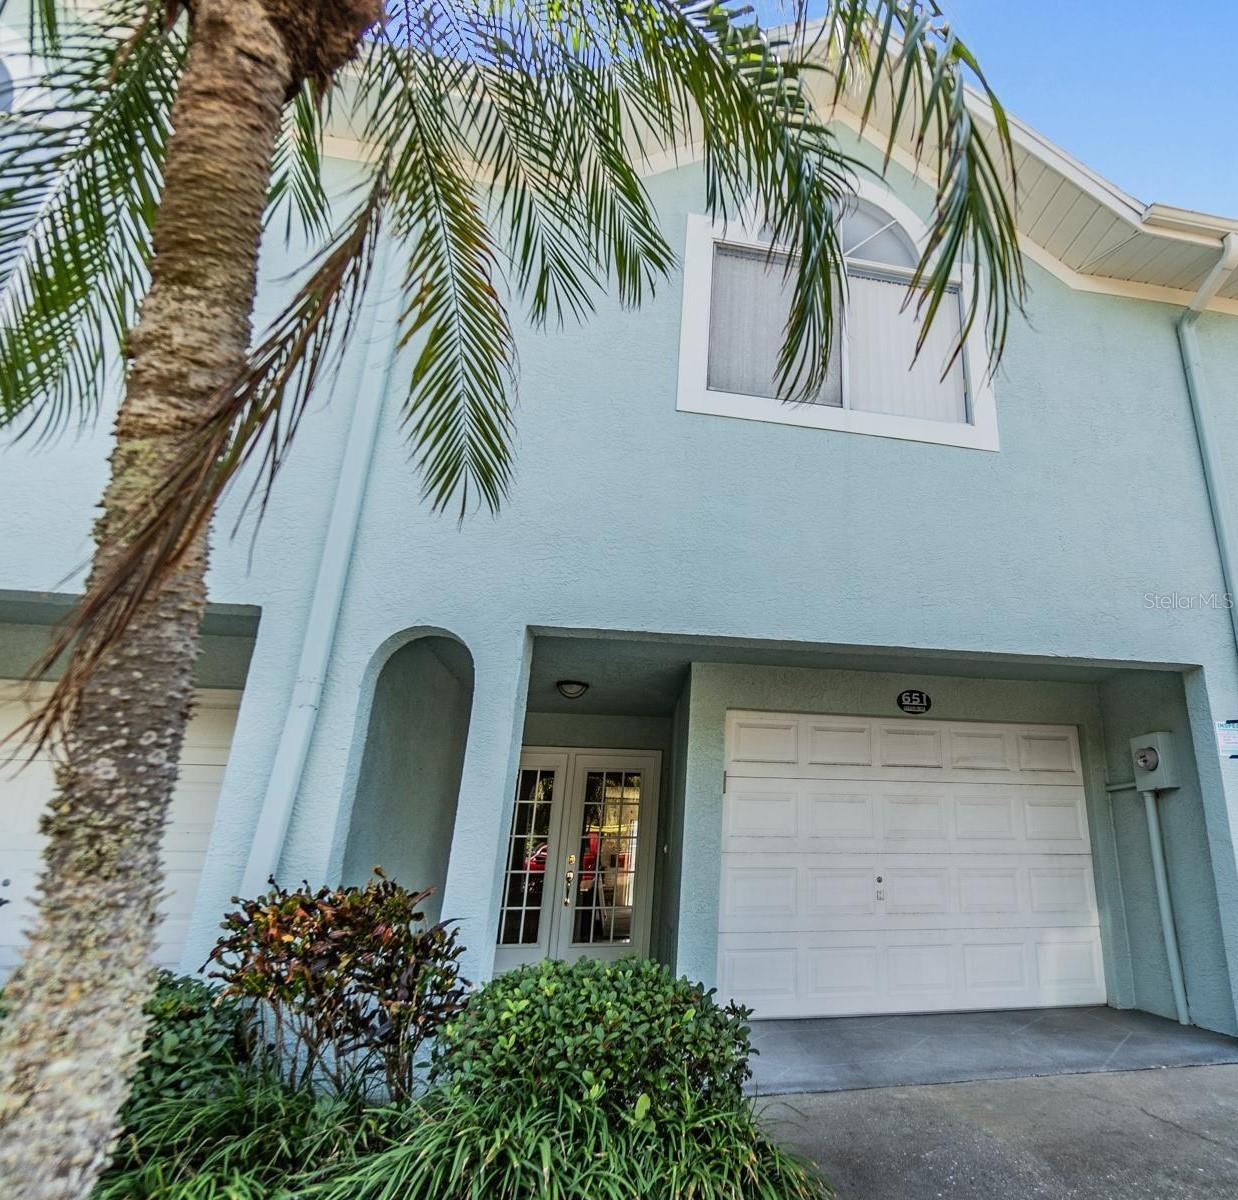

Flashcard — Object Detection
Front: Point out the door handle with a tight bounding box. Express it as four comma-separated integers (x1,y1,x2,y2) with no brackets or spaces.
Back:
563,870,575,906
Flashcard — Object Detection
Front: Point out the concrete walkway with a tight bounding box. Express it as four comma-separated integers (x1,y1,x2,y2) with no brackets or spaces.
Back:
749,1007,1238,1095
767,1064,1238,1200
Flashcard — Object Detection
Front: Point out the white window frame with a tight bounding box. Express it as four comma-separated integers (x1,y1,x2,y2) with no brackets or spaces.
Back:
675,179,999,451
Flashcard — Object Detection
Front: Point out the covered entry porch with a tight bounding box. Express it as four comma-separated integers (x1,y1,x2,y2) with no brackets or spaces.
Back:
498,630,1238,1038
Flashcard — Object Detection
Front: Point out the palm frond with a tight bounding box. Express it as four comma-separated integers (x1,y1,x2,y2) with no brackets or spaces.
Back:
7,0,1026,749
825,0,1026,367
20,191,387,752
575,0,856,401
0,0,183,435
367,21,517,515
268,83,334,242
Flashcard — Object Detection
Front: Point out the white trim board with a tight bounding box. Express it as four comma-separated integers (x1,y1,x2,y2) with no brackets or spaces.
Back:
675,178,999,451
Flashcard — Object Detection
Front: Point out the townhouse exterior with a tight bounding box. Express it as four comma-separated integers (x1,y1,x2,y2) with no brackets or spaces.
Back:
4,52,1238,1038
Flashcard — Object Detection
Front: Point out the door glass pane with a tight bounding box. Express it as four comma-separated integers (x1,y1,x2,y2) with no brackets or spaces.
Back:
496,767,555,946
572,770,643,945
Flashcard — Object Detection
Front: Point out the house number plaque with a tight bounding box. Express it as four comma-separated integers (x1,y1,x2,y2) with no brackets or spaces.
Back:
896,689,931,715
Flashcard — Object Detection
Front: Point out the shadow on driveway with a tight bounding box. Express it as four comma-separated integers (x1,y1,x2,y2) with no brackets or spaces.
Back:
766,1063,1238,1200
749,1007,1238,1096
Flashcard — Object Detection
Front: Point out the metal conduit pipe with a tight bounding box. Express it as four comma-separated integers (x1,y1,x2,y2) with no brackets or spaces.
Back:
1140,788,1191,1026
1177,231,1238,657
240,248,401,895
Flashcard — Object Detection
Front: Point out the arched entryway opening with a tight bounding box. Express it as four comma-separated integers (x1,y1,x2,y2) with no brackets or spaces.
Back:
341,634,474,922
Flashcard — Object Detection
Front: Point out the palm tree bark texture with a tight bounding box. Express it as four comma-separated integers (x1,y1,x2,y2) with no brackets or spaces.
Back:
0,3,378,1196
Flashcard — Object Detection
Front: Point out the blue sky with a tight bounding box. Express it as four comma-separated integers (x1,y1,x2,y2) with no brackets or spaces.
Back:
756,1,1237,217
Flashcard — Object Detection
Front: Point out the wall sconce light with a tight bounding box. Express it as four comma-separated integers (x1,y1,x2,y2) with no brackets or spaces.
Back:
555,679,590,700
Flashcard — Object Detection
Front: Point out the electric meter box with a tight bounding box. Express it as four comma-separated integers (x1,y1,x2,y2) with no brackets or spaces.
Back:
1129,732,1180,792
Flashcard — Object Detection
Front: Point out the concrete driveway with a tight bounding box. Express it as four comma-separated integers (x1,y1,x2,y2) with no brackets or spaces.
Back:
767,1064,1238,1199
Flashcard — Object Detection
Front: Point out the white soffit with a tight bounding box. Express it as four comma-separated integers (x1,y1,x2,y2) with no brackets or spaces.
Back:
317,44,1238,314
824,78,1238,313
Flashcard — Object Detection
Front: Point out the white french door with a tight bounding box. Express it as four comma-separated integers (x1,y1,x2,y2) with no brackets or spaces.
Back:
494,748,661,971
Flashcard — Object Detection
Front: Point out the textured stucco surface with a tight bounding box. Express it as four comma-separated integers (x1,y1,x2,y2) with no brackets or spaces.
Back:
1099,670,1238,1031
340,637,473,923
0,620,254,690
1,127,1237,1015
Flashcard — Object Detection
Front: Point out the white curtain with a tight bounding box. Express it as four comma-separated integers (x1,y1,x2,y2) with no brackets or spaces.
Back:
844,270,967,423
707,244,843,407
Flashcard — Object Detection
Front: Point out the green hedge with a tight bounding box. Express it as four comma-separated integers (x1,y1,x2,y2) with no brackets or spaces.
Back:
433,957,753,1117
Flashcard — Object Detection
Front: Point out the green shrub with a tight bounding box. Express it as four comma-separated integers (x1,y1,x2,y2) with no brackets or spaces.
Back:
433,957,753,1117
207,870,467,1096
94,961,828,1200
126,972,253,1114
305,1085,831,1200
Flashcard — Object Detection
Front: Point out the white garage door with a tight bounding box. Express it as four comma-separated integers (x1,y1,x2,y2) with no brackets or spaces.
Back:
719,711,1106,1018
0,683,240,977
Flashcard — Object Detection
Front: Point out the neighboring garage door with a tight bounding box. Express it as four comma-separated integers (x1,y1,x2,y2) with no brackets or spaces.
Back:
719,711,1106,1018
0,683,240,977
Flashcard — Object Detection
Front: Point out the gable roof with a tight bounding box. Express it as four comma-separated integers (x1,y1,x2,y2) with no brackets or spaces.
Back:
828,82,1238,315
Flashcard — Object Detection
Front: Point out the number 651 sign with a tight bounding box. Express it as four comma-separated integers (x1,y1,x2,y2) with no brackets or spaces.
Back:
896,690,931,715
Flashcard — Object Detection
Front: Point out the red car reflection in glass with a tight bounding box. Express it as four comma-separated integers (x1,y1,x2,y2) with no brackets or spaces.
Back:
525,833,600,881
526,831,631,887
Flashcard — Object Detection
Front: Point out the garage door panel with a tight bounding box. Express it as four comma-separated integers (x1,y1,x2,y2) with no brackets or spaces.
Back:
1017,731,1079,776
1024,794,1086,843
718,927,1105,1018
954,793,1017,840
1,684,238,976
725,713,1084,786
728,717,799,766
805,867,877,918
961,940,1028,993
720,712,1104,1017
887,939,955,997
807,788,878,842
721,861,1097,934
949,728,1015,772
719,944,798,1005
723,780,799,842
1036,932,1104,997
724,782,1092,857
721,865,799,922
878,726,945,769
884,867,951,914
803,943,880,1004
805,721,872,767
883,792,949,843
958,867,1021,915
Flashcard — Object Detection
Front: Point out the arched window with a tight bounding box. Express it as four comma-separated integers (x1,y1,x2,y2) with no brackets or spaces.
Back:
840,199,919,267
679,184,995,451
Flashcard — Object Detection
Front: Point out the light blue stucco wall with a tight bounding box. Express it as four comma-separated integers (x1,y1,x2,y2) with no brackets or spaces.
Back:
0,619,255,690
1099,670,1238,1032
339,636,473,924
3,121,1238,1015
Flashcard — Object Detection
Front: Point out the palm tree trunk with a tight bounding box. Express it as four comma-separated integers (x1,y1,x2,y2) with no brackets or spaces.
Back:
0,3,293,1195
